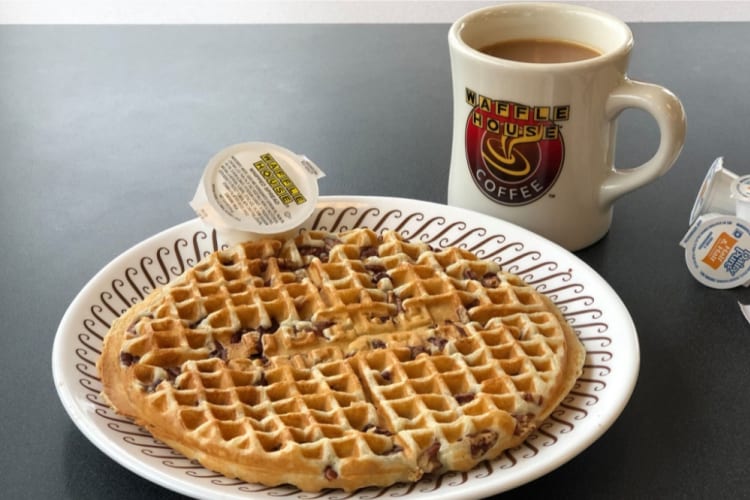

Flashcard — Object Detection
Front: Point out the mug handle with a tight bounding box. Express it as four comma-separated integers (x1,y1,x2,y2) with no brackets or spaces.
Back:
600,80,687,208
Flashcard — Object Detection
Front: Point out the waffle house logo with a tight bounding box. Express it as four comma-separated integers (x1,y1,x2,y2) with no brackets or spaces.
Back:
465,88,567,205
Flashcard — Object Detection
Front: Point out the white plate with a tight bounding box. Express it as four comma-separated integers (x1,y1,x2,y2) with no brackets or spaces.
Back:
53,196,639,500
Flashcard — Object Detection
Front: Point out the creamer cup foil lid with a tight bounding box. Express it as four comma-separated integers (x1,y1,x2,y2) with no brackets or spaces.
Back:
190,142,325,238
680,214,750,289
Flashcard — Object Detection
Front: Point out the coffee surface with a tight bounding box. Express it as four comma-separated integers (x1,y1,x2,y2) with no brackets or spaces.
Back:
479,38,601,63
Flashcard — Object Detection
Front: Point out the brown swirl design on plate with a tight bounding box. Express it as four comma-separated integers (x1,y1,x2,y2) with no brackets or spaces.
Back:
72,203,613,498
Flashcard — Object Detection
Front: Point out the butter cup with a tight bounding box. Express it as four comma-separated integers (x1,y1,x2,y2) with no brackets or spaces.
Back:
190,142,325,244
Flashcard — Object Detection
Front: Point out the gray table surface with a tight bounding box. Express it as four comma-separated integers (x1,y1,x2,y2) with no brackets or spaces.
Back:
2,22,749,499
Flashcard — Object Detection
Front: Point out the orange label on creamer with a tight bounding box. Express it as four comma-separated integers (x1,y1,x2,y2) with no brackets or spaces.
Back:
702,231,737,269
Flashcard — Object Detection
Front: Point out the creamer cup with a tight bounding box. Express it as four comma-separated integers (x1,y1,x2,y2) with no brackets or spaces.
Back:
190,142,325,244
731,175,750,222
680,214,750,289
689,157,738,225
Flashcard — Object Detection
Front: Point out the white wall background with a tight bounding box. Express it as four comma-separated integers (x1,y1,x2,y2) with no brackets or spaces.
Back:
1,0,749,23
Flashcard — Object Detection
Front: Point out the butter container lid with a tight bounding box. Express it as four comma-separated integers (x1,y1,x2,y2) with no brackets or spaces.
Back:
681,214,750,289
190,142,325,238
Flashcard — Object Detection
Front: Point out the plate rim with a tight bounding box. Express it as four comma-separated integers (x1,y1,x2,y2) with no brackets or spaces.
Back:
52,195,640,500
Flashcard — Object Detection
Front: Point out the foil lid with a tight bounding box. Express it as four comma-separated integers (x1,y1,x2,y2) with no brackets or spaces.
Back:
190,142,325,242
680,214,750,289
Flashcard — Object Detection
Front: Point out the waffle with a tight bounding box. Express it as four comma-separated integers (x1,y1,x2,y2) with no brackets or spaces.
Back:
98,228,585,492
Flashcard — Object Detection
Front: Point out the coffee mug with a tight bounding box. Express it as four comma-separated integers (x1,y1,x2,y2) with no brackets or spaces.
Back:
447,2,686,250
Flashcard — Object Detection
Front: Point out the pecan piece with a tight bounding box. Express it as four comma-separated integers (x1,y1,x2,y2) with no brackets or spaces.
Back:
324,465,338,481
294,320,335,339
468,430,499,458
209,340,227,361
165,366,181,382
481,272,500,288
119,352,139,366
522,392,544,406
409,345,428,360
512,412,535,436
299,245,329,262
387,291,404,314
365,264,391,285
246,320,280,360
360,246,379,258
371,339,386,349
454,392,475,405
363,424,392,436
417,441,442,473
427,336,448,352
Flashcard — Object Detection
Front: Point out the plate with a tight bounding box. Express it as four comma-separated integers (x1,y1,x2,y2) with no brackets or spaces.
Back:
53,196,639,499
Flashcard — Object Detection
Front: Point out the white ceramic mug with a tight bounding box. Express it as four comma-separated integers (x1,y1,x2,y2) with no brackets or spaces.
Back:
447,2,686,250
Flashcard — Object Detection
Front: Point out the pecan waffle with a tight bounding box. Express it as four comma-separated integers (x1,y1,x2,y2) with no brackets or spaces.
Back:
98,228,585,492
